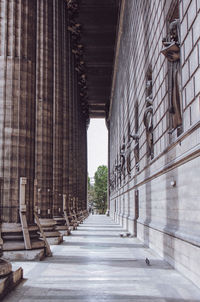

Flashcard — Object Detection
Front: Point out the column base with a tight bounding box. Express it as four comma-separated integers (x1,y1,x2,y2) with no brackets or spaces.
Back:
39,218,63,245
53,217,71,236
68,212,78,229
0,265,23,300
0,258,12,277
1,223,46,261
3,248,45,261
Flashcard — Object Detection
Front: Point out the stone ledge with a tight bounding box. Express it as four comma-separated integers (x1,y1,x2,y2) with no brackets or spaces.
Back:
137,219,200,248
46,236,63,245
3,249,45,261
0,267,23,300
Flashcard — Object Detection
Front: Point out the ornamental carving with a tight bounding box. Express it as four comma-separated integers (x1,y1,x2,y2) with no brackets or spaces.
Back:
143,71,154,159
67,0,89,124
161,19,182,131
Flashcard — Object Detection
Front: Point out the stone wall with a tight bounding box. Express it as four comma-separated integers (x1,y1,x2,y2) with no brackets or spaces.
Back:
109,0,200,288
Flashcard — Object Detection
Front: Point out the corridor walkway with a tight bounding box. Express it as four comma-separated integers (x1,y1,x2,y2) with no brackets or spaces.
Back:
3,215,200,302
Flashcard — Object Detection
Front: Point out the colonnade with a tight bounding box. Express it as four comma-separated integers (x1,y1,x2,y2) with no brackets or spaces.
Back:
0,0,88,267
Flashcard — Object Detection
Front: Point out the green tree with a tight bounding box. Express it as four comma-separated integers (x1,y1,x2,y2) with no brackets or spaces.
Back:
93,165,108,214
87,176,95,208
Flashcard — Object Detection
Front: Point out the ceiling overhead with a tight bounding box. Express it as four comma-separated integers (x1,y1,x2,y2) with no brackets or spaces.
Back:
78,0,120,118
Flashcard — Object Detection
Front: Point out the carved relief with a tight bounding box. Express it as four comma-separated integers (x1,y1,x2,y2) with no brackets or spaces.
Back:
67,0,89,125
133,102,140,171
143,68,154,159
126,122,132,175
120,139,126,178
128,133,140,173
126,143,131,175
132,138,139,171
161,19,182,131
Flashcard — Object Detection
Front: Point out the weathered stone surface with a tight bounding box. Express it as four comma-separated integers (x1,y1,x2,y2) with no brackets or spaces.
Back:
3,249,44,261
35,0,54,219
4,216,200,302
0,259,12,277
109,0,200,288
0,0,45,256
0,0,37,224
0,267,23,301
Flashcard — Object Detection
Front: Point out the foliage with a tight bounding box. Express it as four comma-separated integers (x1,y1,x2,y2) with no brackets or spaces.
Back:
87,176,95,208
93,165,108,214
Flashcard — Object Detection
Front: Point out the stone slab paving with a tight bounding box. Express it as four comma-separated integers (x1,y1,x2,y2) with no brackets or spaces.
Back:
3,215,200,302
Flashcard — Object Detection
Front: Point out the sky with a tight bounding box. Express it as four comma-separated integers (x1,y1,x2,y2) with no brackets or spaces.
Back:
87,119,108,178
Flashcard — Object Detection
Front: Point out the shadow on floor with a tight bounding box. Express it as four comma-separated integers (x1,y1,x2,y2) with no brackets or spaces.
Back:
76,228,123,232
71,234,120,238
43,255,172,269
4,286,200,302
62,241,145,248
81,224,121,227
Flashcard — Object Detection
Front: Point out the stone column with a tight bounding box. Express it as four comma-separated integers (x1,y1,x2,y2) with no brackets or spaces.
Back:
62,6,71,232
35,0,62,245
78,115,87,211
52,0,69,235
68,34,75,211
75,108,82,220
84,122,88,210
76,110,82,210
0,0,45,259
73,73,79,214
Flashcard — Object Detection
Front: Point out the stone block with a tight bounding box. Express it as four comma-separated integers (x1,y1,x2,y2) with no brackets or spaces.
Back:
187,0,197,29
179,0,183,21
192,14,200,45
185,77,195,106
189,45,199,75
3,249,45,261
0,267,23,300
182,87,186,109
197,0,200,11
199,42,200,63
182,0,192,16
46,235,63,245
182,60,190,87
180,15,188,44
194,67,200,96
184,30,193,60
191,96,200,124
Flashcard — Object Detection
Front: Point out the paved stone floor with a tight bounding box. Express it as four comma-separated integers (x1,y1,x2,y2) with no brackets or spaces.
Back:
3,215,200,302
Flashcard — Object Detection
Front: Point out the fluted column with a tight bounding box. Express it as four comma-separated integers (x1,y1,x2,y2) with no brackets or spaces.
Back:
35,0,62,244
0,0,45,257
73,72,79,212
83,121,88,210
68,34,74,209
53,0,63,217
52,0,70,235
63,7,70,210
63,6,71,217
77,114,87,211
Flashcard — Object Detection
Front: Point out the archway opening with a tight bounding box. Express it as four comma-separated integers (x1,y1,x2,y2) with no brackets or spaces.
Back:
87,119,108,214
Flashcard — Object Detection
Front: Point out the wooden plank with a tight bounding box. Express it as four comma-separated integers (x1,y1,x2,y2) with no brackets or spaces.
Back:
34,212,52,257
0,227,3,255
63,211,70,228
19,212,31,250
19,177,31,250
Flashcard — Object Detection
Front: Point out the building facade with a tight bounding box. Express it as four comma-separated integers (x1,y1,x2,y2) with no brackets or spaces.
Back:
0,0,199,295
108,0,200,288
